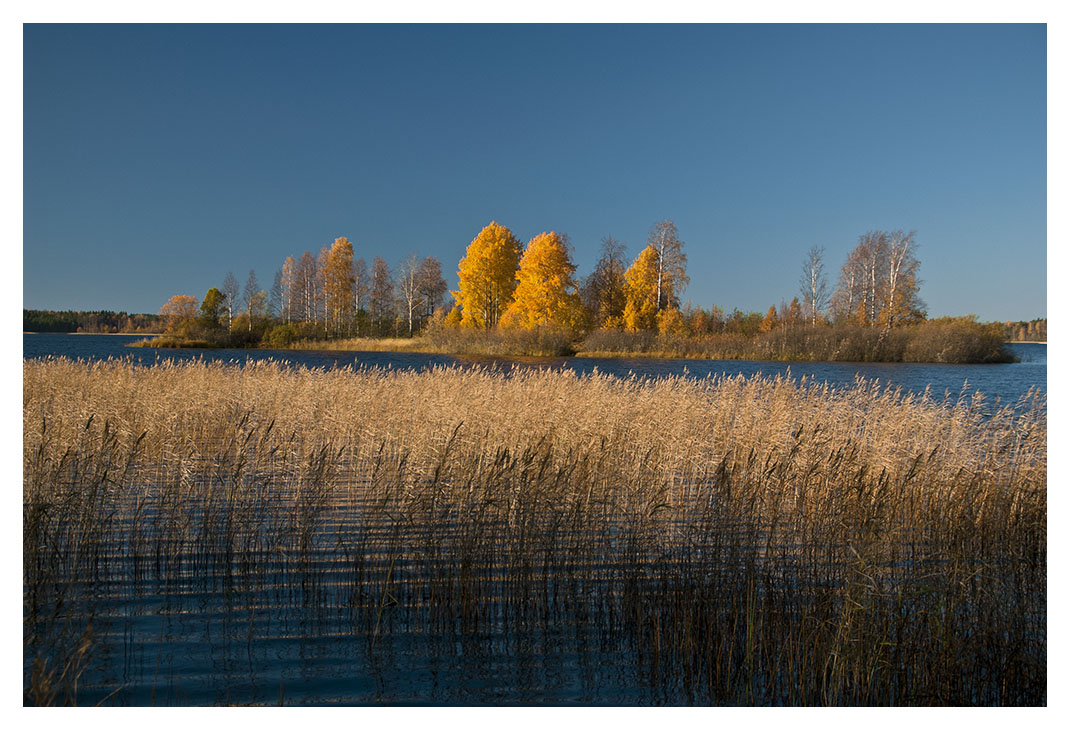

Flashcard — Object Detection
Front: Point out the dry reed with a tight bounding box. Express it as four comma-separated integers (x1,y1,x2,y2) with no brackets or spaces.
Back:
23,357,1045,705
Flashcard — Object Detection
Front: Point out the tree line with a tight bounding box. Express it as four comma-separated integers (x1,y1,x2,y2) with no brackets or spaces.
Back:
151,220,1030,357
24,309,161,333
439,220,924,339
1002,319,1046,342
157,239,449,346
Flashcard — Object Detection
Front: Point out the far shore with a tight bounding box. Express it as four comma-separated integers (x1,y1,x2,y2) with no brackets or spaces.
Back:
24,331,163,336
117,332,1035,365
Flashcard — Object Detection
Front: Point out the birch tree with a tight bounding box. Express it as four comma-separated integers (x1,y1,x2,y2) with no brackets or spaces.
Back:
397,253,421,336
622,245,660,332
352,258,369,334
646,220,689,312
294,251,319,323
221,271,239,328
833,230,924,327
242,269,259,332
799,245,830,326
370,256,394,335
416,256,448,322
159,294,199,336
880,229,925,330
502,231,583,330
268,270,282,319
323,237,355,336
455,221,523,329
280,256,296,323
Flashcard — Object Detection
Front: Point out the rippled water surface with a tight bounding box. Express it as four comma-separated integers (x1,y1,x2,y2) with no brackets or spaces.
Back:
22,334,1046,404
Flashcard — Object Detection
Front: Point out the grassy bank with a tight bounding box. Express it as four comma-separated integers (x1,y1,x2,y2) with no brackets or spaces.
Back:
577,318,1015,363
130,335,221,348
224,318,1015,364
24,359,1045,704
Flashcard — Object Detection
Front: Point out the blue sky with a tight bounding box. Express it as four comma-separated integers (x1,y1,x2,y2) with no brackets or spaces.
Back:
23,23,1046,320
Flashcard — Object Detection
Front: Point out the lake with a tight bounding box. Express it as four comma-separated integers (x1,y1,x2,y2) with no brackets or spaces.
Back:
22,333,1046,406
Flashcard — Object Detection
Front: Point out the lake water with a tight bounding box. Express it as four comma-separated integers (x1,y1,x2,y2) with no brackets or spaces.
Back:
22,334,1046,406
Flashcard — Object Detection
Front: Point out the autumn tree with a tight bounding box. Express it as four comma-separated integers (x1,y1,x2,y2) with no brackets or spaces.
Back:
221,271,240,328
502,231,583,331
280,256,297,323
759,304,778,333
397,254,422,336
581,236,628,329
647,220,689,312
268,270,283,319
833,230,924,328
291,251,320,323
455,221,523,329
799,245,830,326
242,270,259,332
880,230,925,330
622,245,660,332
352,258,370,333
159,295,199,337
786,297,803,326
416,256,448,322
370,256,394,335
198,287,225,330
836,231,884,325
657,307,687,337
684,304,715,336
323,237,355,336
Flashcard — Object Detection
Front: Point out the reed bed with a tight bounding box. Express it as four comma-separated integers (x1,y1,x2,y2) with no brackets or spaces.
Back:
23,357,1046,705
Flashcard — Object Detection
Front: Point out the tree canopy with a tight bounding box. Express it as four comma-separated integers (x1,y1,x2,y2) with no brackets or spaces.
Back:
455,221,523,329
622,245,661,332
502,232,583,330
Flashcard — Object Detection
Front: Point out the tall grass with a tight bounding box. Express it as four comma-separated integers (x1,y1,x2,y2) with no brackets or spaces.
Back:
24,358,1045,704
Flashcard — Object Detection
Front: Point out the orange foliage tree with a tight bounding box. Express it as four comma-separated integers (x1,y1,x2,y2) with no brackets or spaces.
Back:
502,232,583,331
455,222,523,329
622,245,660,332
323,237,355,336
159,295,199,337
759,304,778,333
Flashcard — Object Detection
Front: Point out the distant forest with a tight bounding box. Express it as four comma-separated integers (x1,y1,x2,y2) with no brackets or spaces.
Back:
1002,319,1046,342
24,310,162,334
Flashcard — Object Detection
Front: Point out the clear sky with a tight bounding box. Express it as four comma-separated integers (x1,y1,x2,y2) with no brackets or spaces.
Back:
23,23,1046,321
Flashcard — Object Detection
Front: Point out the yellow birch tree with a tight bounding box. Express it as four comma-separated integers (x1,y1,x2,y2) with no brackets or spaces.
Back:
159,295,199,337
622,245,660,332
455,221,523,329
501,232,583,330
323,237,355,336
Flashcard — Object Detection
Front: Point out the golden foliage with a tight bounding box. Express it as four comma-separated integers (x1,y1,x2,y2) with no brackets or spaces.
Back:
502,232,583,331
760,305,778,333
444,304,463,328
622,245,660,332
656,307,687,337
456,222,523,329
323,237,355,335
158,295,198,336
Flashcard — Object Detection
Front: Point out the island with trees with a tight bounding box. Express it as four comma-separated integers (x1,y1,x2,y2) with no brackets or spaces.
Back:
140,220,1026,363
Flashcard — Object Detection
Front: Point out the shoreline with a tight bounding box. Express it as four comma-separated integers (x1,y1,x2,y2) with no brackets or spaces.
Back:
112,337,1035,366
24,331,163,336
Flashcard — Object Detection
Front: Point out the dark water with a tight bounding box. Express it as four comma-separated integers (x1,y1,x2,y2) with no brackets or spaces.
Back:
22,333,1046,405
